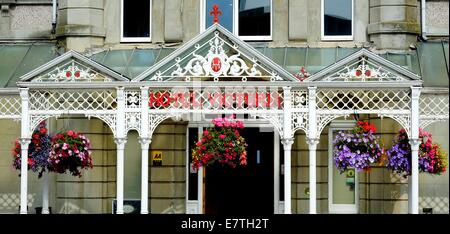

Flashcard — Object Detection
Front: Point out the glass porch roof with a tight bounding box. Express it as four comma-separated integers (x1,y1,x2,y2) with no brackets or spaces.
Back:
0,41,448,88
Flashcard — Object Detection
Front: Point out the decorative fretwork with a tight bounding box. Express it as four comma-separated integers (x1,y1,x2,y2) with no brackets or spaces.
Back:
0,95,21,118
315,114,350,139
250,113,284,137
291,112,308,137
29,114,61,135
33,60,113,82
291,90,308,109
420,94,449,129
379,114,411,138
125,91,141,109
323,56,404,82
151,31,283,82
148,114,181,138
148,88,283,111
126,112,142,135
29,90,117,111
86,114,117,136
316,89,411,111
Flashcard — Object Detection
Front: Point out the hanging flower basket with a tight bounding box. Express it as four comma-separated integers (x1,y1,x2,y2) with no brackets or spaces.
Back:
192,117,248,171
48,130,93,177
12,121,52,178
333,121,384,173
386,128,448,177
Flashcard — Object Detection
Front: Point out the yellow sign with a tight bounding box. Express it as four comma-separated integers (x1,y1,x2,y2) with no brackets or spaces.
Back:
152,151,163,166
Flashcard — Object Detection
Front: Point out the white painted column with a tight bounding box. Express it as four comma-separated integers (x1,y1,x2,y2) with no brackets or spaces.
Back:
19,88,30,214
115,87,127,214
307,86,318,214
42,120,50,214
114,138,127,214
409,86,421,214
42,172,50,214
140,86,151,214
282,86,293,214
19,138,31,214
281,138,294,214
139,138,151,214
274,130,280,214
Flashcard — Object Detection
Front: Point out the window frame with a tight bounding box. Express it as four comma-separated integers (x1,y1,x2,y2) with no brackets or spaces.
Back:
200,0,273,41
321,0,354,41
120,0,152,43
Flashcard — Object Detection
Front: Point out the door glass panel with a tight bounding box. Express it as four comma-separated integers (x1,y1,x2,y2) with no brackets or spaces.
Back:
332,130,356,204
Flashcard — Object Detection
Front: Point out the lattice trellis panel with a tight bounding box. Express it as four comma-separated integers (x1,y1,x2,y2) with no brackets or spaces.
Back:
316,89,411,111
420,93,449,129
148,88,283,111
29,90,117,111
420,94,449,118
0,95,21,118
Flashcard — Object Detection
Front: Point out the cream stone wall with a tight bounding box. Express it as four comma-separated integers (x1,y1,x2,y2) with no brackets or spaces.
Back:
149,120,187,214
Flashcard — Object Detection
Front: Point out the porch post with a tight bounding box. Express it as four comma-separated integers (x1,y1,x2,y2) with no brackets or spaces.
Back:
282,86,293,214
42,172,50,214
307,86,318,214
140,86,151,214
139,138,151,214
19,88,30,214
115,87,127,214
409,87,421,214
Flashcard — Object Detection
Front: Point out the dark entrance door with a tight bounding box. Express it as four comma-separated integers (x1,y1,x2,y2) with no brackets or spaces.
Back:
204,128,274,214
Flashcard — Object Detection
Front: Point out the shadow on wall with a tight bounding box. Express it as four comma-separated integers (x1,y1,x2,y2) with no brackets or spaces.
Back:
58,202,89,214
160,202,185,214
0,193,36,214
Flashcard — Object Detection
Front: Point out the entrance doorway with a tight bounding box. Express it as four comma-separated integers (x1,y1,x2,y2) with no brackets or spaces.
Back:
200,128,274,214
328,120,359,214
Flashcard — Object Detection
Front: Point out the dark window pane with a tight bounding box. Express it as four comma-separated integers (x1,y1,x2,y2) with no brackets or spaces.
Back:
188,128,198,200
238,0,271,36
324,0,352,36
205,0,234,32
123,1,150,38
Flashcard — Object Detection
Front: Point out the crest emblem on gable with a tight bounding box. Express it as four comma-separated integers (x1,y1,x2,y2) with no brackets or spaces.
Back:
211,57,222,73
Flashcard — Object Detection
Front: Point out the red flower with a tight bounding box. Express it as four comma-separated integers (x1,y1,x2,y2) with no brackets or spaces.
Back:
32,134,39,139
67,130,75,137
39,128,47,134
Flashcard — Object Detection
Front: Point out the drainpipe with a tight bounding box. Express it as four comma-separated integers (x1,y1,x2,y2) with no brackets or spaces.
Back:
51,0,57,34
420,0,427,41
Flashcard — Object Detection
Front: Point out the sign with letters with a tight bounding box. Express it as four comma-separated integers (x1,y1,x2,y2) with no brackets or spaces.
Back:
152,151,163,166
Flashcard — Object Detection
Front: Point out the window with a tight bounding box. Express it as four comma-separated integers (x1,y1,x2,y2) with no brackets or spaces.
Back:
321,0,353,41
201,0,272,41
121,0,151,42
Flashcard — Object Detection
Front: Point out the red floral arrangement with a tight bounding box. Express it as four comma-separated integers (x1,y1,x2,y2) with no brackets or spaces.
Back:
192,117,247,170
48,130,93,177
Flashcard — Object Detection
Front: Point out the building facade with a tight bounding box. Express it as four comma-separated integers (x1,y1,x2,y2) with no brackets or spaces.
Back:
0,0,448,214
